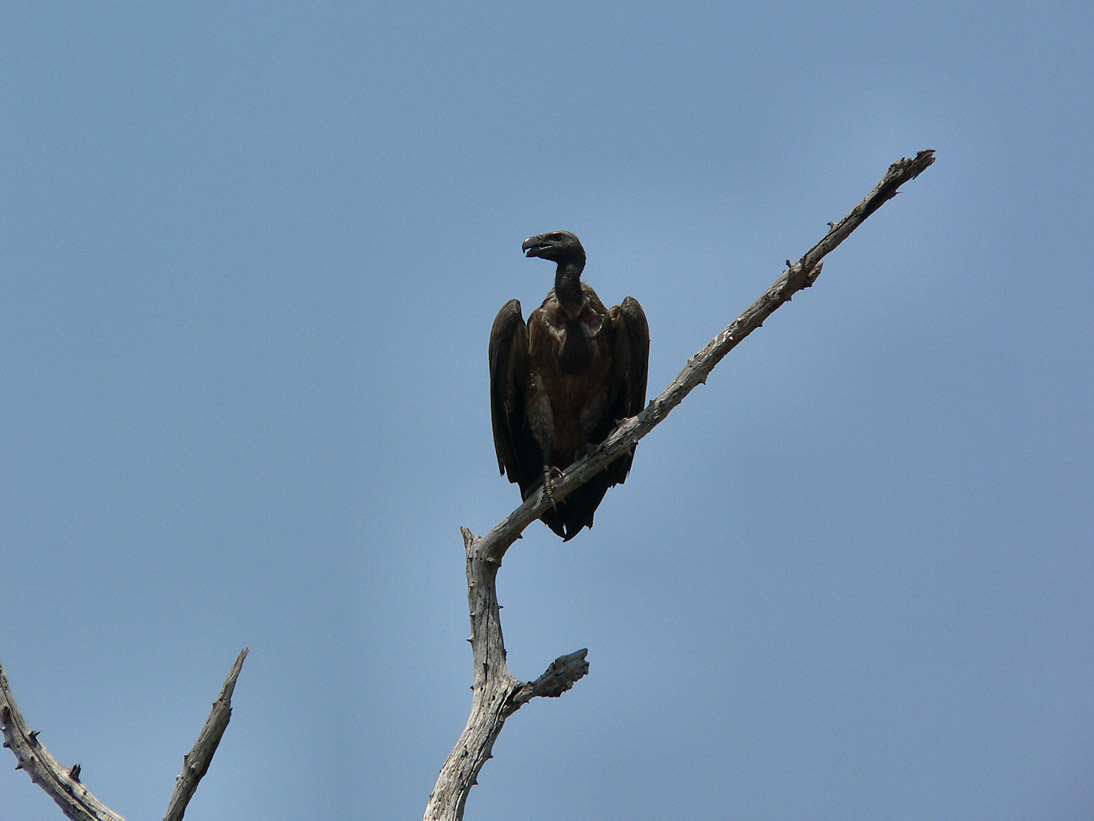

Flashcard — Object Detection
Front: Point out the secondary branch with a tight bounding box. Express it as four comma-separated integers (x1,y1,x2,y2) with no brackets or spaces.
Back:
0,660,126,821
164,648,250,821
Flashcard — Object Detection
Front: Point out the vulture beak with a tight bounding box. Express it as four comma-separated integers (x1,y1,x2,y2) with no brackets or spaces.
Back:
522,235,549,258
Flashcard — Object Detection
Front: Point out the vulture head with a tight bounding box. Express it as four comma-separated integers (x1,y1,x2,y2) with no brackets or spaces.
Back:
521,230,586,268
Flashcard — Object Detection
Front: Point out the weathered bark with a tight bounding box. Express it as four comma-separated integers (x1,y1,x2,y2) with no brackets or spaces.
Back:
0,649,249,821
425,150,936,820
164,648,250,821
424,529,589,821
0,666,125,821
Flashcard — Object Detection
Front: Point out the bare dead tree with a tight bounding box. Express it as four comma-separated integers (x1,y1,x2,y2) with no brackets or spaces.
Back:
425,150,937,821
0,648,248,821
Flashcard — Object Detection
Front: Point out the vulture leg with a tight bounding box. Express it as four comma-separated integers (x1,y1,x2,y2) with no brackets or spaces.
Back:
540,440,562,509
542,465,557,508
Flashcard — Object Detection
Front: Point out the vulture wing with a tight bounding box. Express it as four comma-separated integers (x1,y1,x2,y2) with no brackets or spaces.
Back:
605,296,650,485
488,299,539,497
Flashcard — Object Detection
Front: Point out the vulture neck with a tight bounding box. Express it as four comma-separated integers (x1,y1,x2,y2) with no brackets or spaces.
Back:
554,261,585,318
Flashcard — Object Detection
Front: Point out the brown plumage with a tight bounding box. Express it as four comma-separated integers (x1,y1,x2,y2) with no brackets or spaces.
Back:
489,231,649,540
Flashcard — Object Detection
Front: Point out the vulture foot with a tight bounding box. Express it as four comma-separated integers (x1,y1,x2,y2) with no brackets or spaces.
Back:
542,465,564,509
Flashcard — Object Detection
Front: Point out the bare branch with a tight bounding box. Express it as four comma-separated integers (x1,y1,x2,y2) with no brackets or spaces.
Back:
425,150,935,820
512,650,590,705
1,649,250,821
0,659,126,821
163,648,249,821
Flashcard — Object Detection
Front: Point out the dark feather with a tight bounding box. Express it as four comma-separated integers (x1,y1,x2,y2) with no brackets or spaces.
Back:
489,299,539,493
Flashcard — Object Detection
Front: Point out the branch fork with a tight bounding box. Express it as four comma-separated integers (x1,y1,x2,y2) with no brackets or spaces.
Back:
1,649,249,821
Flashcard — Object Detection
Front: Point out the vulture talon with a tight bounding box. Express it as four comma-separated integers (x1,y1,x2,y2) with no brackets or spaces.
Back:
543,465,563,509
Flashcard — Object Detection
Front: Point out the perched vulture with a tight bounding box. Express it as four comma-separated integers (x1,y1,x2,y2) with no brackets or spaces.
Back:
489,230,649,540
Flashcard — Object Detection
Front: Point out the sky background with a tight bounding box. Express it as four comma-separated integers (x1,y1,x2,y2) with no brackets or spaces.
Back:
2,3,1092,819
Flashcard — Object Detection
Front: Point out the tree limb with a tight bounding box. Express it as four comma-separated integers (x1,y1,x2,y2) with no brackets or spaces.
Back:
0,660,126,821
0,649,249,821
425,149,935,820
164,648,250,821
424,529,592,821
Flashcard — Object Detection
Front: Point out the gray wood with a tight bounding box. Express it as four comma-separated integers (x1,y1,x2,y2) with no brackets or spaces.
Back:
1,649,249,821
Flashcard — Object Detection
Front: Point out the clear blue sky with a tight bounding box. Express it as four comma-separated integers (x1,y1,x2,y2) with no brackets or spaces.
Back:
3,3,1092,819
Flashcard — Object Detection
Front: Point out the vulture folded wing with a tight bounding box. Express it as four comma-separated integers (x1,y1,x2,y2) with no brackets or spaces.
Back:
606,296,651,485
488,299,538,495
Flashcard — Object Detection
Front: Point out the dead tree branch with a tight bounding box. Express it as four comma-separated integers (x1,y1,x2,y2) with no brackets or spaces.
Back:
164,648,250,821
425,149,936,821
0,649,249,821
0,664,125,821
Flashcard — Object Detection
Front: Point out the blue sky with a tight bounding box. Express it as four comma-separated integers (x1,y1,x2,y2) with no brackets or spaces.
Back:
2,3,1092,819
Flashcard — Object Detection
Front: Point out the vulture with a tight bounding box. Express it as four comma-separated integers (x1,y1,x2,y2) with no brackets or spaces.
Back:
489,230,649,540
